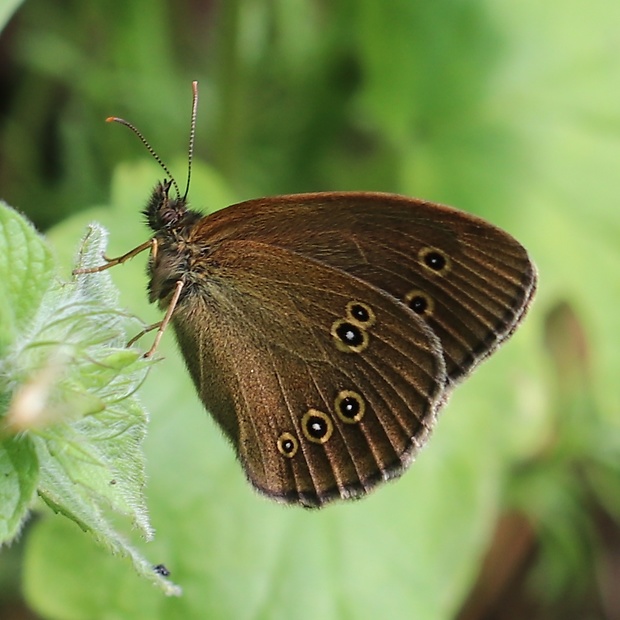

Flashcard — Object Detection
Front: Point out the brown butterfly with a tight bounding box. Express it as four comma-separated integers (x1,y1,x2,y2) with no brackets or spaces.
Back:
75,82,537,507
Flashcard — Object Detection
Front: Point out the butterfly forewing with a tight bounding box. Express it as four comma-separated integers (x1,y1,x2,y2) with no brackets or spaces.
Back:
191,192,537,384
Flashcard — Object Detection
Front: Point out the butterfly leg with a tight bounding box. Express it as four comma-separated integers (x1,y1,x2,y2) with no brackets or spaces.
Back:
127,322,162,349
126,279,184,358
73,238,156,275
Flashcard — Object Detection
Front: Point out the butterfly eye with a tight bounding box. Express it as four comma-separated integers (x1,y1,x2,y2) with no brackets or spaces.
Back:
418,247,451,276
345,301,376,328
277,432,299,458
404,290,435,316
331,319,370,353
301,409,334,444
334,390,366,424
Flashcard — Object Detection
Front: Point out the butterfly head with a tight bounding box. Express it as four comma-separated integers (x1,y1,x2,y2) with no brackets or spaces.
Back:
143,179,193,233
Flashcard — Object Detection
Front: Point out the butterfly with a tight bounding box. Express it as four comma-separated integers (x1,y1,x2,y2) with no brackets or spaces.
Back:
75,82,537,507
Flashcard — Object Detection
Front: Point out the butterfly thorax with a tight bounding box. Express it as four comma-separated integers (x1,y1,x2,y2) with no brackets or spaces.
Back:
144,180,207,306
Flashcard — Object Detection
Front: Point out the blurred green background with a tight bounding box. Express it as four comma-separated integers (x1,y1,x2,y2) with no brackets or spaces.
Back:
1,0,619,619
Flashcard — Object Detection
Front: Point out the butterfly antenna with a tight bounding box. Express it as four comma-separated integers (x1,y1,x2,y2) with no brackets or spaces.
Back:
106,116,182,199
182,80,199,201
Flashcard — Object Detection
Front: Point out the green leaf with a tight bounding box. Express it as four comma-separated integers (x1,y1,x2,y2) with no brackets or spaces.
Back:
0,203,179,593
0,436,38,542
0,201,51,543
0,200,54,356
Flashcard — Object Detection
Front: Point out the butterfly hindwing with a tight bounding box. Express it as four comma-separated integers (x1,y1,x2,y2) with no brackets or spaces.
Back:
171,240,446,506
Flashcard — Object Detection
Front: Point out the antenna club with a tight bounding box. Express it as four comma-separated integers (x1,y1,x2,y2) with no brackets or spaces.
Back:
106,116,120,123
